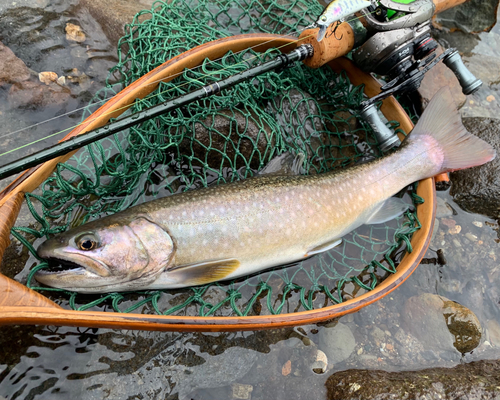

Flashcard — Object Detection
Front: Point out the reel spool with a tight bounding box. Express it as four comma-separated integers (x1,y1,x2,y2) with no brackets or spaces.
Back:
352,0,482,151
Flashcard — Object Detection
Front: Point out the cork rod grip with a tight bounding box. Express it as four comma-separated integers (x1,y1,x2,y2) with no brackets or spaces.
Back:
298,24,355,69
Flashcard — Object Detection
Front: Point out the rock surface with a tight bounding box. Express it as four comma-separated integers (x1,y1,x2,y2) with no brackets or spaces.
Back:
450,117,500,220
8,79,71,109
417,45,466,109
318,322,356,365
79,0,153,46
179,108,276,170
325,360,500,400
0,41,31,85
434,0,499,33
403,293,482,354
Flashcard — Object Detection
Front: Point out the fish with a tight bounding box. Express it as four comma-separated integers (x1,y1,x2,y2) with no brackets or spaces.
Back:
35,88,496,293
316,0,373,42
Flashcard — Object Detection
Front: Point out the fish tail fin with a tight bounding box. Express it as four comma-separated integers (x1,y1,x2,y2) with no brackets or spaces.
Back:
409,87,496,173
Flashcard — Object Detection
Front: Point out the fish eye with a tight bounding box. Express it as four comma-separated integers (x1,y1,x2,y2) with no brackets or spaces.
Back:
76,235,98,251
320,15,327,21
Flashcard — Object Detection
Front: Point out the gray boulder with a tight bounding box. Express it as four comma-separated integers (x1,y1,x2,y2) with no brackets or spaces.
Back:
450,117,500,220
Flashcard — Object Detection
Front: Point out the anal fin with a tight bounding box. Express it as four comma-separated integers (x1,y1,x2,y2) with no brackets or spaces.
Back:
305,238,342,257
168,259,240,286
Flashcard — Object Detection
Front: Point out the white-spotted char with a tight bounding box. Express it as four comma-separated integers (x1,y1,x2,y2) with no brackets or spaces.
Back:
36,88,496,293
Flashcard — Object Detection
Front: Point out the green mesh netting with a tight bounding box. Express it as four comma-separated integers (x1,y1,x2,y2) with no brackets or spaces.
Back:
12,0,423,317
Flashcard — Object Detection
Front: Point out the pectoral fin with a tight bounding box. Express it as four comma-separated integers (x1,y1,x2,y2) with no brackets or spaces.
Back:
365,198,409,225
167,259,241,286
305,238,343,257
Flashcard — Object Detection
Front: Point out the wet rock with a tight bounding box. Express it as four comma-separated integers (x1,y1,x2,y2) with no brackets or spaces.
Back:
65,22,86,42
436,196,454,218
318,322,356,365
369,327,385,344
433,0,499,33
66,68,92,91
464,54,500,87
417,46,466,109
0,41,31,85
442,300,483,353
80,0,152,46
449,118,500,220
325,359,500,400
179,108,276,171
232,383,253,399
8,80,71,109
269,88,323,156
403,293,482,354
487,319,500,347
311,349,328,374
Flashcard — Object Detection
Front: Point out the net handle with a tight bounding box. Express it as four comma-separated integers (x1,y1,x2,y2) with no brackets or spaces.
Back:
0,36,435,329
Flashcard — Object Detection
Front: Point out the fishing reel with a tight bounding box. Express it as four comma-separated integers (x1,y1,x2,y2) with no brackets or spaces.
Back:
352,0,482,151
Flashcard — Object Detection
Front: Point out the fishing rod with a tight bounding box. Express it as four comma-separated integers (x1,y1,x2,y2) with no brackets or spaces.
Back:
0,45,313,180
0,0,480,181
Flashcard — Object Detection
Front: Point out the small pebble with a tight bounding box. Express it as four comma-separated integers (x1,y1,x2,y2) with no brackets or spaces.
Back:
465,232,478,242
472,221,483,228
282,360,291,376
452,239,462,248
441,218,456,229
486,94,495,102
357,348,363,355
65,22,86,42
448,225,462,235
232,383,253,400
311,350,328,374
38,71,58,85
386,343,394,351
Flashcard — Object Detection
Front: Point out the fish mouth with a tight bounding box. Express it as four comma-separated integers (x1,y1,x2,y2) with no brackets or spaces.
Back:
37,257,86,275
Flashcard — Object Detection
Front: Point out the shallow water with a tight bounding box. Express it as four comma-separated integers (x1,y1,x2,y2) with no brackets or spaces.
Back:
1,1,500,399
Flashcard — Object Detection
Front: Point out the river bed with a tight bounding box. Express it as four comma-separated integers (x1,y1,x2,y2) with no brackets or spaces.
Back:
1,1,500,399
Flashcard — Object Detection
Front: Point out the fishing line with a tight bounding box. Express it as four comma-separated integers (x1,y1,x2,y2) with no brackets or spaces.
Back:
0,11,376,160
0,31,308,144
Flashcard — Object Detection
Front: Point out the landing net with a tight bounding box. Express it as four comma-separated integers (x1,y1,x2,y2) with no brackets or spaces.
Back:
13,0,422,316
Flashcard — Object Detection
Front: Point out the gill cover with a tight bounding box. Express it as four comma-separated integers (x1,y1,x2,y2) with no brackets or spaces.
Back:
36,216,175,293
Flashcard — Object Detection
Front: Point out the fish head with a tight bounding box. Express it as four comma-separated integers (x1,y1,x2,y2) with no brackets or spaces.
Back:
35,215,175,293
316,15,330,42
